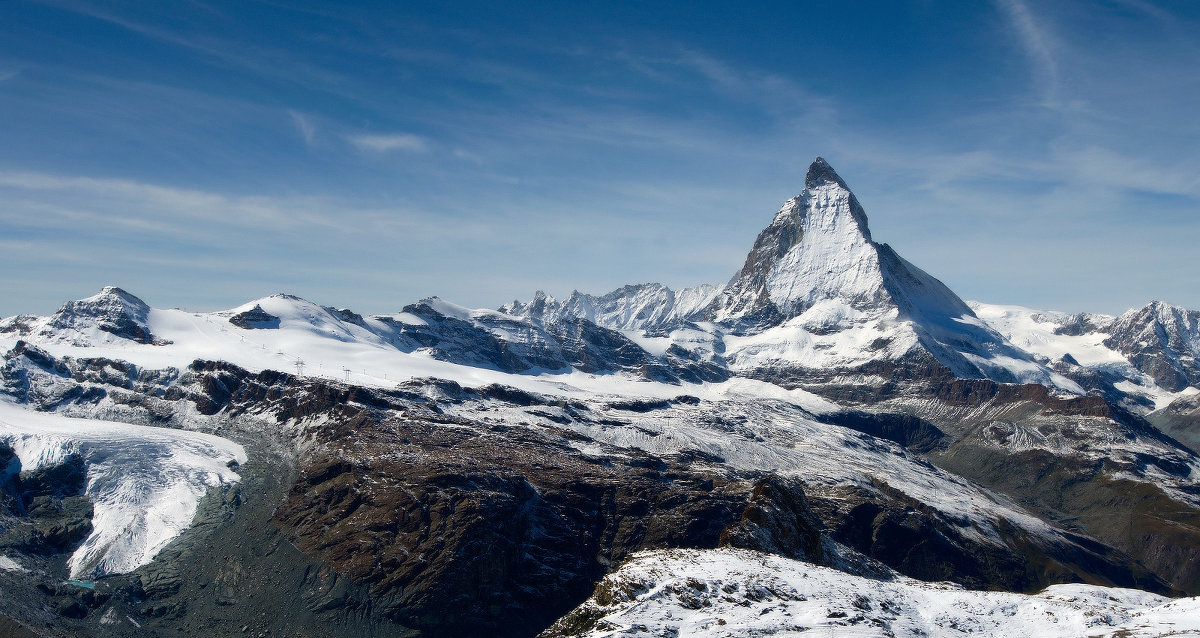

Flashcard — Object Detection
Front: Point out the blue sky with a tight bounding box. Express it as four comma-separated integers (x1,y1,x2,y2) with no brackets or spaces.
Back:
1,0,1198,317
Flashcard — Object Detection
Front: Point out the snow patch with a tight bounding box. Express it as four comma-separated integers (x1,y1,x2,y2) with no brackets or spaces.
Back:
0,555,26,572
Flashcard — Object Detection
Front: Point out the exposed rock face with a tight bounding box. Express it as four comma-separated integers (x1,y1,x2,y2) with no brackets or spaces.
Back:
1105,301,1200,392
818,410,947,453
44,286,164,345
0,445,94,557
1150,393,1200,454
186,369,1178,630
718,476,825,564
772,362,1200,594
275,414,756,636
807,479,1167,594
934,445,1200,594
228,304,280,329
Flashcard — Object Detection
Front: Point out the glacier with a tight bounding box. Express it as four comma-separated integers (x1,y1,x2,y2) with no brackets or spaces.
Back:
0,398,245,579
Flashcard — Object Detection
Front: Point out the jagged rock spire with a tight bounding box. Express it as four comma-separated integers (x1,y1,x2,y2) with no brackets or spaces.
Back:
804,156,849,190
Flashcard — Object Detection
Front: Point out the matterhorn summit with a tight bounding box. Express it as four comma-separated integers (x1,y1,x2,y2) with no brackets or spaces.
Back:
707,157,884,325
709,157,978,329
699,158,1064,384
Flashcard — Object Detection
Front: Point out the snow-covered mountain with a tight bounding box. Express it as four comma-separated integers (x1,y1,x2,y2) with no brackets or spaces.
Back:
28,286,166,347
505,158,1076,389
1107,301,1200,393
546,547,1200,638
972,301,1200,415
1,158,1199,637
501,284,721,332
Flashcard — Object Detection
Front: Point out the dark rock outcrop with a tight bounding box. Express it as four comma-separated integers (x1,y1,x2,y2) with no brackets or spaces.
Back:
228,304,280,329
0,446,94,557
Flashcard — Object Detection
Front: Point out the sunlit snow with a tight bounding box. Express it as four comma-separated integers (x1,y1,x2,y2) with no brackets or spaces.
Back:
561,548,1200,638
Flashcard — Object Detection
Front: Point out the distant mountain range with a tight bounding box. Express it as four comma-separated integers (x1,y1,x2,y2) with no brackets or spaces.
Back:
2,159,1199,637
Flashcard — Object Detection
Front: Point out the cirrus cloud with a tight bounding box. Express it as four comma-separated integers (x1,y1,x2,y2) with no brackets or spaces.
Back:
347,132,430,153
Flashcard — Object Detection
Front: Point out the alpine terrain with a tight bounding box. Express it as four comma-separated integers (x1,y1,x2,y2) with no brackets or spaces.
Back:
2,158,1199,637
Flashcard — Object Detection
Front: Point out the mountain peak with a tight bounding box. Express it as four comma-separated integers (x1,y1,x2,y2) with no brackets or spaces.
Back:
92,286,150,311
805,157,848,191
701,159,1055,384
706,157,877,325
48,286,159,344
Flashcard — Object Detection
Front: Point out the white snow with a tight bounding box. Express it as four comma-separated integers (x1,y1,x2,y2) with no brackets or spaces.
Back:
502,284,723,331
723,302,920,371
0,399,245,579
4,288,1199,570
0,294,748,404
0,555,26,572
762,185,884,318
560,547,1200,638
969,303,1124,367
971,301,1195,410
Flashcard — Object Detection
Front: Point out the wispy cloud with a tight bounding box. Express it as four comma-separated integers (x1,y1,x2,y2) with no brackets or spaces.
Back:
1111,0,1176,25
1053,144,1200,198
0,70,18,83
617,47,835,126
0,169,489,245
0,171,289,228
347,133,430,153
31,0,358,102
289,110,316,146
993,0,1061,106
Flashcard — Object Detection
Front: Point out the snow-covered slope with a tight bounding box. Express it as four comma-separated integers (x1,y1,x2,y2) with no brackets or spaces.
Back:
4,161,1200,637
0,160,1108,394
707,157,893,324
971,301,1200,411
705,159,1074,386
0,290,726,405
445,392,1076,551
0,399,245,579
547,547,1200,638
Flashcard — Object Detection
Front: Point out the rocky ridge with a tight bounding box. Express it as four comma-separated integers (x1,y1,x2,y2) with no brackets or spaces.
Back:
0,343,1177,636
